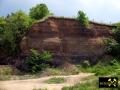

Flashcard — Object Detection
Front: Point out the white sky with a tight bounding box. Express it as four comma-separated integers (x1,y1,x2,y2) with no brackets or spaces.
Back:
0,0,120,23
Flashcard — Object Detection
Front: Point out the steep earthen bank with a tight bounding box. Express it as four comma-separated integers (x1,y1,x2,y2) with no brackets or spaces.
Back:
20,16,116,63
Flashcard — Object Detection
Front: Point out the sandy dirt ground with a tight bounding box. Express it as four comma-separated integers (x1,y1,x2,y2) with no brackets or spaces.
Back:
0,73,94,90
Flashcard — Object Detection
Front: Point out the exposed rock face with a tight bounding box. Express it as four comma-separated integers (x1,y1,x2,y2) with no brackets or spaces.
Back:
20,16,116,58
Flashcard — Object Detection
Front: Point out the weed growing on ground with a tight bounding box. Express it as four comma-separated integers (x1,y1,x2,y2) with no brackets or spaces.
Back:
44,77,65,84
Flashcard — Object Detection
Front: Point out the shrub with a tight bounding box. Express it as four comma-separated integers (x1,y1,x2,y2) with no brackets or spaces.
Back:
25,49,53,74
76,10,89,27
40,51,53,61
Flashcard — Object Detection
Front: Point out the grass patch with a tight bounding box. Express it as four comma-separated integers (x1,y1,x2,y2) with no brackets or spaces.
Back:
41,68,63,76
0,75,11,81
80,75,96,81
41,67,79,76
44,77,65,84
62,80,119,90
0,66,78,81
77,59,120,76
0,65,13,75
0,65,42,81
0,65,13,81
33,88,47,90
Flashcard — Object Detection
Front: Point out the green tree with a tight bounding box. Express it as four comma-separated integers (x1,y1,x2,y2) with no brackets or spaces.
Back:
0,17,6,48
106,27,120,57
113,27,120,43
25,49,53,73
3,29,16,55
6,10,31,39
1,10,31,56
0,17,6,33
76,10,89,27
29,4,50,20
106,39,120,57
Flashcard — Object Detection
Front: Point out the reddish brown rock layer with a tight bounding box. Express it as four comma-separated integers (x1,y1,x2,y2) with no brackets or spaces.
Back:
20,16,115,57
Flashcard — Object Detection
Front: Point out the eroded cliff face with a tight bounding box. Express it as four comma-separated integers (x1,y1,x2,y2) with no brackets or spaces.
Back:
20,16,115,58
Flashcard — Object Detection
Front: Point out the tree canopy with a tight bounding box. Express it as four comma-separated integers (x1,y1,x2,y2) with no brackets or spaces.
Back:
0,4,52,57
106,26,120,57
29,4,50,20
0,17,6,34
0,10,32,56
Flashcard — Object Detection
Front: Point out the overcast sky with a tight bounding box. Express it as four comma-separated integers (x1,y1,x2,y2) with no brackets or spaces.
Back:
0,0,120,23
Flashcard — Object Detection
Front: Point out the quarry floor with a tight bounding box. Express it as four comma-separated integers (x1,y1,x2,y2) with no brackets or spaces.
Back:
0,73,94,90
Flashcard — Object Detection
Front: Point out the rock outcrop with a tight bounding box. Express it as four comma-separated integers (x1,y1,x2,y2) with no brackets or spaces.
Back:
20,16,116,58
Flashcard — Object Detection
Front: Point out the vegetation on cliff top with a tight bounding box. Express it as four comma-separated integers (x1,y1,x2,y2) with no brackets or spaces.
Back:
76,10,89,27
29,3,51,20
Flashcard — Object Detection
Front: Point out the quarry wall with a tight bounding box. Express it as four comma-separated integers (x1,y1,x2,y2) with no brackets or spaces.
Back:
20,16,116,59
